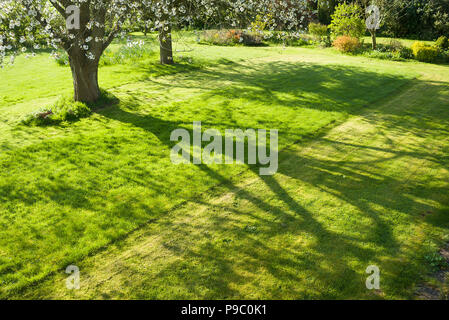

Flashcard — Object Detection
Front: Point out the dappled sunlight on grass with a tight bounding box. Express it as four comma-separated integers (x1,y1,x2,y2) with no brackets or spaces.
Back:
1,36,449,299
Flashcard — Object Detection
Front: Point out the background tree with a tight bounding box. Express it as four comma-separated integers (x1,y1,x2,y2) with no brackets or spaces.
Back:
376,0,449,40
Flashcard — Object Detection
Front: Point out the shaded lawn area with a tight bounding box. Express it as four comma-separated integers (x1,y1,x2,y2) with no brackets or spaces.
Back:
0,44,431,297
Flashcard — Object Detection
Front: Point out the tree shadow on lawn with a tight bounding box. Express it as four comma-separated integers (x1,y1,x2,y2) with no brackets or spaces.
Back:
92,137,449,298
94,70,449,298
131,59,415,115
4,59,448,298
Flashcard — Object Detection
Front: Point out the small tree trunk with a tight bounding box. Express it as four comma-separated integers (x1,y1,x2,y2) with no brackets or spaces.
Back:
159,26,174,65
69,54,100,103
370,30,377,50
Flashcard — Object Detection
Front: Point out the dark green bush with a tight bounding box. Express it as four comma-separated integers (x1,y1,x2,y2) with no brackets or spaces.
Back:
362,43,413,61
438,49,449,63
398,47,414,60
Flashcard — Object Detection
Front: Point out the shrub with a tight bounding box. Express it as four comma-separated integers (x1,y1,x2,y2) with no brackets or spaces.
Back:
20,90,117,126
333,36,361,53
398,47,414,60
238,31,263,46
435,36,449,50
21,97,91,126
437,49,449,63
381,40,413,60
202,29,263,46
329,3,366,39
264,31,310,47
51,97,92,121
411,42,439,62
309,22,328,41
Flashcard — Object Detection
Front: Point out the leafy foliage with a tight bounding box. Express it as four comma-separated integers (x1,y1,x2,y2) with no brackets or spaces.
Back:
308,22,328,42
435,36,449,50
329,3,366,39
379,0,449,40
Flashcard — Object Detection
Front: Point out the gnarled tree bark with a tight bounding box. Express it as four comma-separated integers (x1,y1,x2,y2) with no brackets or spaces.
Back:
69,53,100,103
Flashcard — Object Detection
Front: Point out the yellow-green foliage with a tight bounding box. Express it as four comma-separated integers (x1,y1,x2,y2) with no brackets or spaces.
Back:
329,3,366,38
411,42,439,62
435,36,449,50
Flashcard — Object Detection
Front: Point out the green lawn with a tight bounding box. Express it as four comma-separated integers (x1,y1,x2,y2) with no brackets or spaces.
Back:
1,34,449,299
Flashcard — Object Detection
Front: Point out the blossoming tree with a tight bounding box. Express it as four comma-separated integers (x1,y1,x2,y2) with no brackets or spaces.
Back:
0,0,315,103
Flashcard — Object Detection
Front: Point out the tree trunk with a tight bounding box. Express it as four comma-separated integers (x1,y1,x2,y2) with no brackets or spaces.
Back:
159,26,174,65
370,30,377,50
69,54,100,103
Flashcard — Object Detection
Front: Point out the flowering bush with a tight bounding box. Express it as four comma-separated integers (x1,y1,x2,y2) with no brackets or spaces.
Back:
333,36,361,53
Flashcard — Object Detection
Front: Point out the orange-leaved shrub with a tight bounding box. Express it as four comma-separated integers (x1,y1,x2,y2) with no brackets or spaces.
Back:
333,35,360,53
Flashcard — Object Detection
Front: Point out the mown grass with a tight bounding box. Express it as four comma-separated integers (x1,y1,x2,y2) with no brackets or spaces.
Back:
1,33,448,299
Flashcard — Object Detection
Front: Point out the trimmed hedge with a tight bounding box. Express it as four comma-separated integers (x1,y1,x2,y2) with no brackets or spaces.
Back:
411,42,439,63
